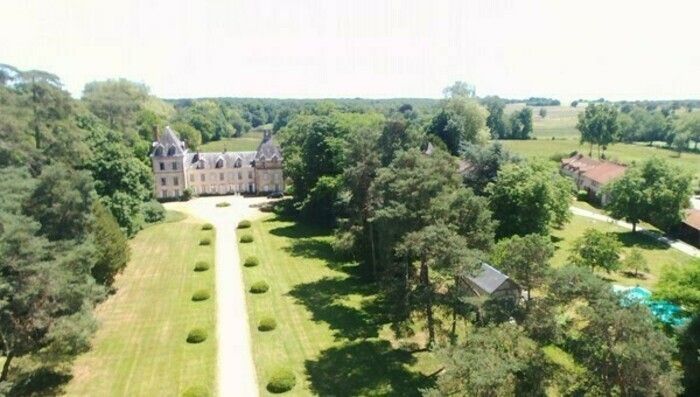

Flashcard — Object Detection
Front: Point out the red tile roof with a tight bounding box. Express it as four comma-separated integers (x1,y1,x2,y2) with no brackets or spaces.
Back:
561,153,602,174
583,162,627,184
683,209,700,230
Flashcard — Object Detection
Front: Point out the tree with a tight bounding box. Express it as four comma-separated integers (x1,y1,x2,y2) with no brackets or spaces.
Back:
621,248,648,278
679,313,700,396
655,260,700,312
487,160,571,238
426,323,546,396
396,223,479,346
461,142,519,195
604,169,646,232
483,97,508,139
671,132,690,155
22,164,96,241
91,201,130,286
577,103,618,157
508,108,533,140
82,79,149,130
492,234,553,301
171,121,202,150
427,97,488,155
539,107,547,119
442,81,475,98
568,228,621,273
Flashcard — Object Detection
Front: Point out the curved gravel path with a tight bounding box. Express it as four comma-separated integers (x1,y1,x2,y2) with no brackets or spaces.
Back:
167,195,269,397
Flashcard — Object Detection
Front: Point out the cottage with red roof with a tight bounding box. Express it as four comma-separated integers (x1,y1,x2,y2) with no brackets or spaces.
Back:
561,153,627,205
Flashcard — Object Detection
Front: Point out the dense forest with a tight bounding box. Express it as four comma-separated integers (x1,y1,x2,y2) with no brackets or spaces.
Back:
1,62,698,395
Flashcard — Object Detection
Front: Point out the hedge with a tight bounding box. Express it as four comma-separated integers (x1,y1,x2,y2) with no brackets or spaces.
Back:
267,368,296,393
258,317,277,331
237,220,251,229
250,281,269,294
201,223,214,230
186,328,208,344
240,234,254,243
216,202,231,208
199,237,212,246
243,256,259,267
191,289,211,302
194,261,210,272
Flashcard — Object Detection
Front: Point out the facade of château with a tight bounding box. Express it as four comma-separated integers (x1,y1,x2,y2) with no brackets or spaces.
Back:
150,126,284,199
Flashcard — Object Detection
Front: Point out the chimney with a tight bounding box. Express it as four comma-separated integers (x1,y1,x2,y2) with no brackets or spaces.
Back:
153,125,160,142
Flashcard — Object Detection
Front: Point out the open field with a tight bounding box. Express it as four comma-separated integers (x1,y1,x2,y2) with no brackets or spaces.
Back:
237,215,435,396
500,139,700,179
550,214,695,290
64,212,217,396
506,104,583,139
199,130,264,152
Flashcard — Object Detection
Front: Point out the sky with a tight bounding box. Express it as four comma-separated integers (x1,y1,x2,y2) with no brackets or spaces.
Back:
1,0,698,101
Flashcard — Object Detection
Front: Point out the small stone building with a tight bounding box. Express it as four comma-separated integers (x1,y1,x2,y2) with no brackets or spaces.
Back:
151,126,284,199
459,263,521,302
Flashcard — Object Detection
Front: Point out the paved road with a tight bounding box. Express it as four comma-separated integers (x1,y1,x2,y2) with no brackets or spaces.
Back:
167,195,269,397
570,206,700,258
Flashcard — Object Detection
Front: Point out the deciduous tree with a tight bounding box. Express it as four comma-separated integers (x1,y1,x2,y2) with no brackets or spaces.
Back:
568,228,621,273
492,234,553,301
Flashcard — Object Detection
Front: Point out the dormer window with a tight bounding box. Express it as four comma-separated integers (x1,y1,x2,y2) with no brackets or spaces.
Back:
154,146,163,156
234,158,242,168
167,146,176,156
215,158,224,168
196,159,207,170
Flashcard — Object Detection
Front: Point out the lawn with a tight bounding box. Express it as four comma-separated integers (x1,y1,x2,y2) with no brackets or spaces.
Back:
506,104,583,139
551,214,695,290
64,212,217,396
237,215,436,396
199,130,264,152
500,139,700,179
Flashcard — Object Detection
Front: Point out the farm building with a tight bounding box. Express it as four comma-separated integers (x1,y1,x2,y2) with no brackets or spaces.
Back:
561,153,627,204
459,263,521,302
676,209,700,248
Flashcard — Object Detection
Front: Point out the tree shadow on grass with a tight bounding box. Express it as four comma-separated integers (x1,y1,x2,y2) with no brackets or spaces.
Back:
8,367,72,396
614,231,669,251
287,276,388,340
305,340,433,397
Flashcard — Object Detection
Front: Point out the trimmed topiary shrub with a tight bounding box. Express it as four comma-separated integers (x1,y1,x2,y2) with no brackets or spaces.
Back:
182,385,209,397
142,200,166,223
237,220,251,229
250,281,269,294
240,234,254,243
258,317,277,331
194,261,210,272
216,202,231,208
191,289,211,302
243,256,259,267
199,237,211,246
267,368,296,393
201,223,214,230
186,328,208,344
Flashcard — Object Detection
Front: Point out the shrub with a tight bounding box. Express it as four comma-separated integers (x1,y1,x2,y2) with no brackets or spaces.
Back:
250,281,269,294
201,223,214,230
142,200,166,223
182,385,208,397
181,188,193,202
186,328,208,344
258,317,277,331
576,190,589,201
243,256,259,267
267,368,296,393
199,237,211,246
237,220,251,229
240,234,254,243
194,261,210,272
216,202,231,208
191,289,211,301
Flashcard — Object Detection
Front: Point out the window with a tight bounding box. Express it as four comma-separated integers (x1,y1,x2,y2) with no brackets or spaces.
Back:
172,162,178,170
159,162,165,170
264,173,269,181
155,146,163,156
238,172,242,180
201,174,206,182
160,177,167,186
161,190,167,198
167,146,176,156
219,173,224,181
248,171,253,179
189,174,194,182
173,177,179,186
216,158,224,168
234,159,242,168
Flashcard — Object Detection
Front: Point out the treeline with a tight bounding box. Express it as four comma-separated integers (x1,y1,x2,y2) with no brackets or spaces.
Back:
277,82,694,394
0,64,167,392
576,102,700,156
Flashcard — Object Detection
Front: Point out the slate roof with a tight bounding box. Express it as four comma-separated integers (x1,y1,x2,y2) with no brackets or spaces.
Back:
254,132,283,161
186,151,256,170
467,263,510,294
152,126,186,157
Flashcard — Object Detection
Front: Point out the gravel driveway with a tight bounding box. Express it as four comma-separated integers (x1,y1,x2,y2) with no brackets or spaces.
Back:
167,195,269,397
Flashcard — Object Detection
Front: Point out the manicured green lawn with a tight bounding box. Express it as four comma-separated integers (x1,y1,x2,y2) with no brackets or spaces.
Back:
501,139,700,179
551,214,695,290
199,130,264,152
65,212,216,396
237,216,435,396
